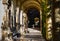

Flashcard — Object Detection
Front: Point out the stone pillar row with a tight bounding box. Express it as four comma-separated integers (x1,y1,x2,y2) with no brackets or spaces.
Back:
8,0,20,32
6,0,27,38
9,0,22,35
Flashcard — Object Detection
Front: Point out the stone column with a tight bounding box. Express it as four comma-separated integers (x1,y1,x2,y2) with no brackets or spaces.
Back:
16,7,20,31
16,0,21,32
20,10,23,25
7,0,11,29
20,10,23,34
12,0,17,33
10,1,13,30
3,2,8,28
23,13,28,33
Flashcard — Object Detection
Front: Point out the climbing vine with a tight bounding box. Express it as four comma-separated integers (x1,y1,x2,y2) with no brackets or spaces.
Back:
41,0,52,40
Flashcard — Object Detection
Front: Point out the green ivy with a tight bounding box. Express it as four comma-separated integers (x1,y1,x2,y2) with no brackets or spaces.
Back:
41,0,51,39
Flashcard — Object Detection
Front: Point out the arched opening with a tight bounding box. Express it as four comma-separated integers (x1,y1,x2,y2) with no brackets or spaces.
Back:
26,7,40,31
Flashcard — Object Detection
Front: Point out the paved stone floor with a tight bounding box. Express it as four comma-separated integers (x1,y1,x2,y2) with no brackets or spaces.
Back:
1,28,45,41
13,28,45,41
24,28,45,41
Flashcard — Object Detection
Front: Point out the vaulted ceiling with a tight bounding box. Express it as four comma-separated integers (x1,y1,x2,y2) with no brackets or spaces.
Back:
13,0,41,11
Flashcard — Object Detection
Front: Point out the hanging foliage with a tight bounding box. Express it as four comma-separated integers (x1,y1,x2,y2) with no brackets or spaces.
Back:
41,0,52,40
